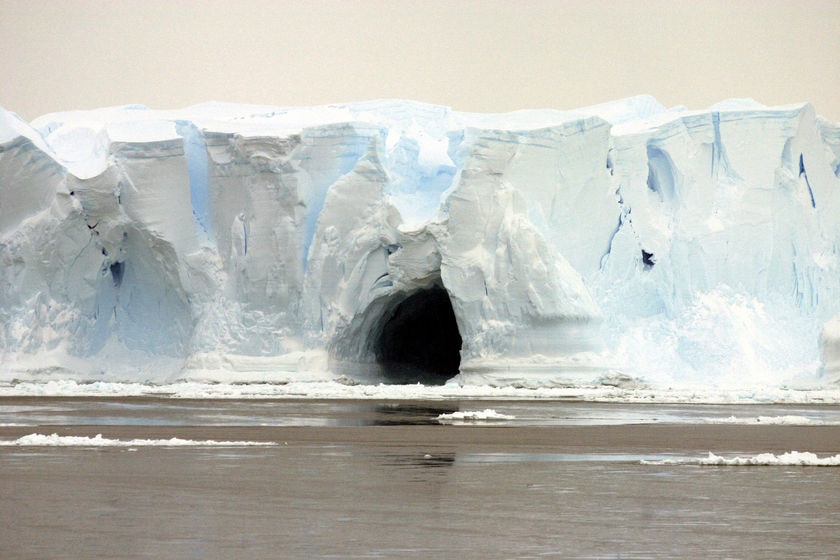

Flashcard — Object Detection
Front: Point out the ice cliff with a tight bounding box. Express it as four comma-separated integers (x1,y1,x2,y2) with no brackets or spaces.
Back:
1,96,839,387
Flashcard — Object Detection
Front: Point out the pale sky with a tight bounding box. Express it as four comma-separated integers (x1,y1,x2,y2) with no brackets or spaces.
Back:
2,0,839,122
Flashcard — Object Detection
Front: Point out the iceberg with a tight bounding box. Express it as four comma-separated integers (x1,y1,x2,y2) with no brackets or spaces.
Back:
1,96,839,389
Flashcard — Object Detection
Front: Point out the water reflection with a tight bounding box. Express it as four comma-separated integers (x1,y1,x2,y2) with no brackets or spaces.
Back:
457,452,686,464
5,398,840,430
379,452,456,470
368,403,459,426
0,399,462,428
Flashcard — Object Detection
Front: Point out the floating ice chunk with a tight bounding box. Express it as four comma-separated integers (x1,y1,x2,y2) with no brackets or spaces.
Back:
642,451,840,466
699,451,840,466
437,409,515,423
0,433,277,447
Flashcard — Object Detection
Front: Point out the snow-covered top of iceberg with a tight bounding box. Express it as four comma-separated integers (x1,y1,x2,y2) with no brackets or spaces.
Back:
21,94,820,180
0,107,54,152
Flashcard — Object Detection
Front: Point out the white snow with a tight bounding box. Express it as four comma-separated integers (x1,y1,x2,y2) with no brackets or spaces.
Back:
0,433,277,447
1,379,839,404
641,451,840,466
436,409,516,423
700,451,840,466
2,96,840,392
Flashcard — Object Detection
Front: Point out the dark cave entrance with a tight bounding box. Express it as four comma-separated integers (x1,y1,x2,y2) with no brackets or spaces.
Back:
374,285,462,385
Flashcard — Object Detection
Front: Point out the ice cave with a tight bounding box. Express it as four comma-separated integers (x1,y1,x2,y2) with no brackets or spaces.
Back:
372,283,462,385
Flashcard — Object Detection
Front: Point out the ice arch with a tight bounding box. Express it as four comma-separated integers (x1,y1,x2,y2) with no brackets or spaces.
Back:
328,276,463,385
374,283,462,384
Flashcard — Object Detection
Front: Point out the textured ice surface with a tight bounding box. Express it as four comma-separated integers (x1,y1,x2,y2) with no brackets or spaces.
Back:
1,96,840,390
436,409,516,423
642,451,840,467
0,433,276,447
2,379,840,404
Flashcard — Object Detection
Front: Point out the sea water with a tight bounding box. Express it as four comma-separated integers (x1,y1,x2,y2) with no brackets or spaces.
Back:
2,396,839,559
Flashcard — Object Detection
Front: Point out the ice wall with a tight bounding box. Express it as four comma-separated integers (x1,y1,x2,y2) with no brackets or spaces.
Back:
1,97,838,388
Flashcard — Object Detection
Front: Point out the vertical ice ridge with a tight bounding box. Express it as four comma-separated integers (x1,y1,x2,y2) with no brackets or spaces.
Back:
300,123,382,271
645,142,678,202
711,112,732,181
174,121,213,240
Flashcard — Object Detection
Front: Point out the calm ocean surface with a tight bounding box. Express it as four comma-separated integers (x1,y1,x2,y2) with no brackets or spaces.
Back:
2,398,839,559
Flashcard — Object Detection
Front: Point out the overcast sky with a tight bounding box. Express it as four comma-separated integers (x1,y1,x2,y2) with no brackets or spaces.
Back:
2,0,839,121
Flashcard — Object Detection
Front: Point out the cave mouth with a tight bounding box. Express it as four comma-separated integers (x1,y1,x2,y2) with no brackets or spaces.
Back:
374,284,462,385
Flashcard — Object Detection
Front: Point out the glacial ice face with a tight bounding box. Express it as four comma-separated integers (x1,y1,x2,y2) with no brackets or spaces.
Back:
1,96,839,387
